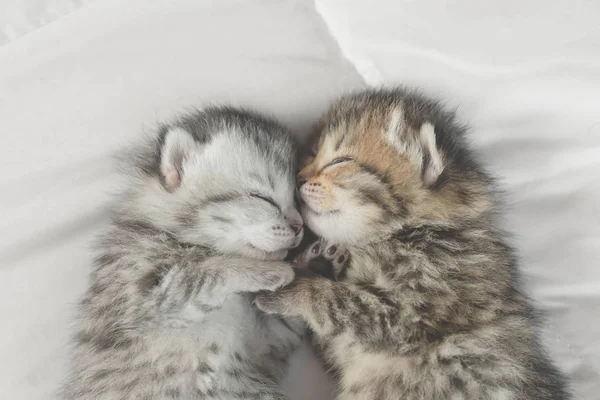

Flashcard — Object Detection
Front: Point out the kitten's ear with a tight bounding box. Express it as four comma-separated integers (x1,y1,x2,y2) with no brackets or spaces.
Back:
387,110,444,186
417,122,444,186
160,127,196,191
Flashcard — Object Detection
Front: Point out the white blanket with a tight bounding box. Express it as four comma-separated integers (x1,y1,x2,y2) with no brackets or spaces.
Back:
0,1,598,399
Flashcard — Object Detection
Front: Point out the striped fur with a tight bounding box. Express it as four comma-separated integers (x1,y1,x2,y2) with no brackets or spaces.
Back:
61,107,305,400
257,88,570,399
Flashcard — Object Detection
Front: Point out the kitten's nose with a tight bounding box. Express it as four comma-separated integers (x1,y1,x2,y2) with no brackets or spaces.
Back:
291,223,303,236
296,176,307,190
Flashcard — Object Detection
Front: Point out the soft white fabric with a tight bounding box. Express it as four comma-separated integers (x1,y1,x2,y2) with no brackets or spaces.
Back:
0,0,90,45
1,0,599,399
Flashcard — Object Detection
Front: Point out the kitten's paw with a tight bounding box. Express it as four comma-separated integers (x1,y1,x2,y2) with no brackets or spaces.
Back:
253,263,295,292
294,239,350,280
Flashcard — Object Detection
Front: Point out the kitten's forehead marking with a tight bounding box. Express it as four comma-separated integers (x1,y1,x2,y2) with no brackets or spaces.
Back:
248,172,274,190
203,130,295,204
314,135,337,168
329,121,353,153
320,125,350,160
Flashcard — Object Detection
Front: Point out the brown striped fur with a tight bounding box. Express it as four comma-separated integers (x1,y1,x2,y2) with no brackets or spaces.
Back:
257,88,569,400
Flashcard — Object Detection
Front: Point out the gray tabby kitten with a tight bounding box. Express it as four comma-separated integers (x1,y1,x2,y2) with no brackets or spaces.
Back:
61,107,305,400
257,88,570,399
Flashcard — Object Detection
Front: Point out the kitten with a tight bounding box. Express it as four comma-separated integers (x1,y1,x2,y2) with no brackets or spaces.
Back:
61,107,306,400
256,88,570,399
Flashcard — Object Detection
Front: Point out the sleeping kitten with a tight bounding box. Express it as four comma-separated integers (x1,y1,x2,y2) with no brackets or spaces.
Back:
61,107,305,400
256,88,570,399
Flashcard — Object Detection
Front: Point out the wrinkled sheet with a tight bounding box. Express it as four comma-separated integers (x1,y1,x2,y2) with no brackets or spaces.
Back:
1,0,599,399
0,0,90,45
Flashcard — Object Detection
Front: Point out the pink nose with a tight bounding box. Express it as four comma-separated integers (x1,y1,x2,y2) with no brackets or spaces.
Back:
291,223,303,236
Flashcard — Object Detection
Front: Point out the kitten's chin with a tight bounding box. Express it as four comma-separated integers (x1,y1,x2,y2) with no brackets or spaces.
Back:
301,205,346,242
302,205,371,246
300,197,340,216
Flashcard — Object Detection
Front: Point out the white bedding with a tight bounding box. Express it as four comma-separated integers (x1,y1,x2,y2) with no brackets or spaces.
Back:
1,1,598,399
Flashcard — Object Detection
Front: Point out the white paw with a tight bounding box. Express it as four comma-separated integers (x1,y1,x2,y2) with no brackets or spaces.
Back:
258,263,295,291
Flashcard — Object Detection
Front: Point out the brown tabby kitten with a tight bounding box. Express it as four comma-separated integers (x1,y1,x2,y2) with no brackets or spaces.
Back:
256,88,570,399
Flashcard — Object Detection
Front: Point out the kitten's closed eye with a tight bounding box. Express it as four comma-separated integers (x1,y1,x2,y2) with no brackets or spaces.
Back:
250,193,280,211
325,157,354,169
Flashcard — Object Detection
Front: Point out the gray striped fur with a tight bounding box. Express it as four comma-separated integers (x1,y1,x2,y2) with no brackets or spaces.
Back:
257,88,570,400
61,107,305,400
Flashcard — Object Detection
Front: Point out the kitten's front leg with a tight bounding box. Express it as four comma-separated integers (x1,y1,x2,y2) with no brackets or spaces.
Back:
255,277,393,339
154,256,294,314
211,256,295,294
